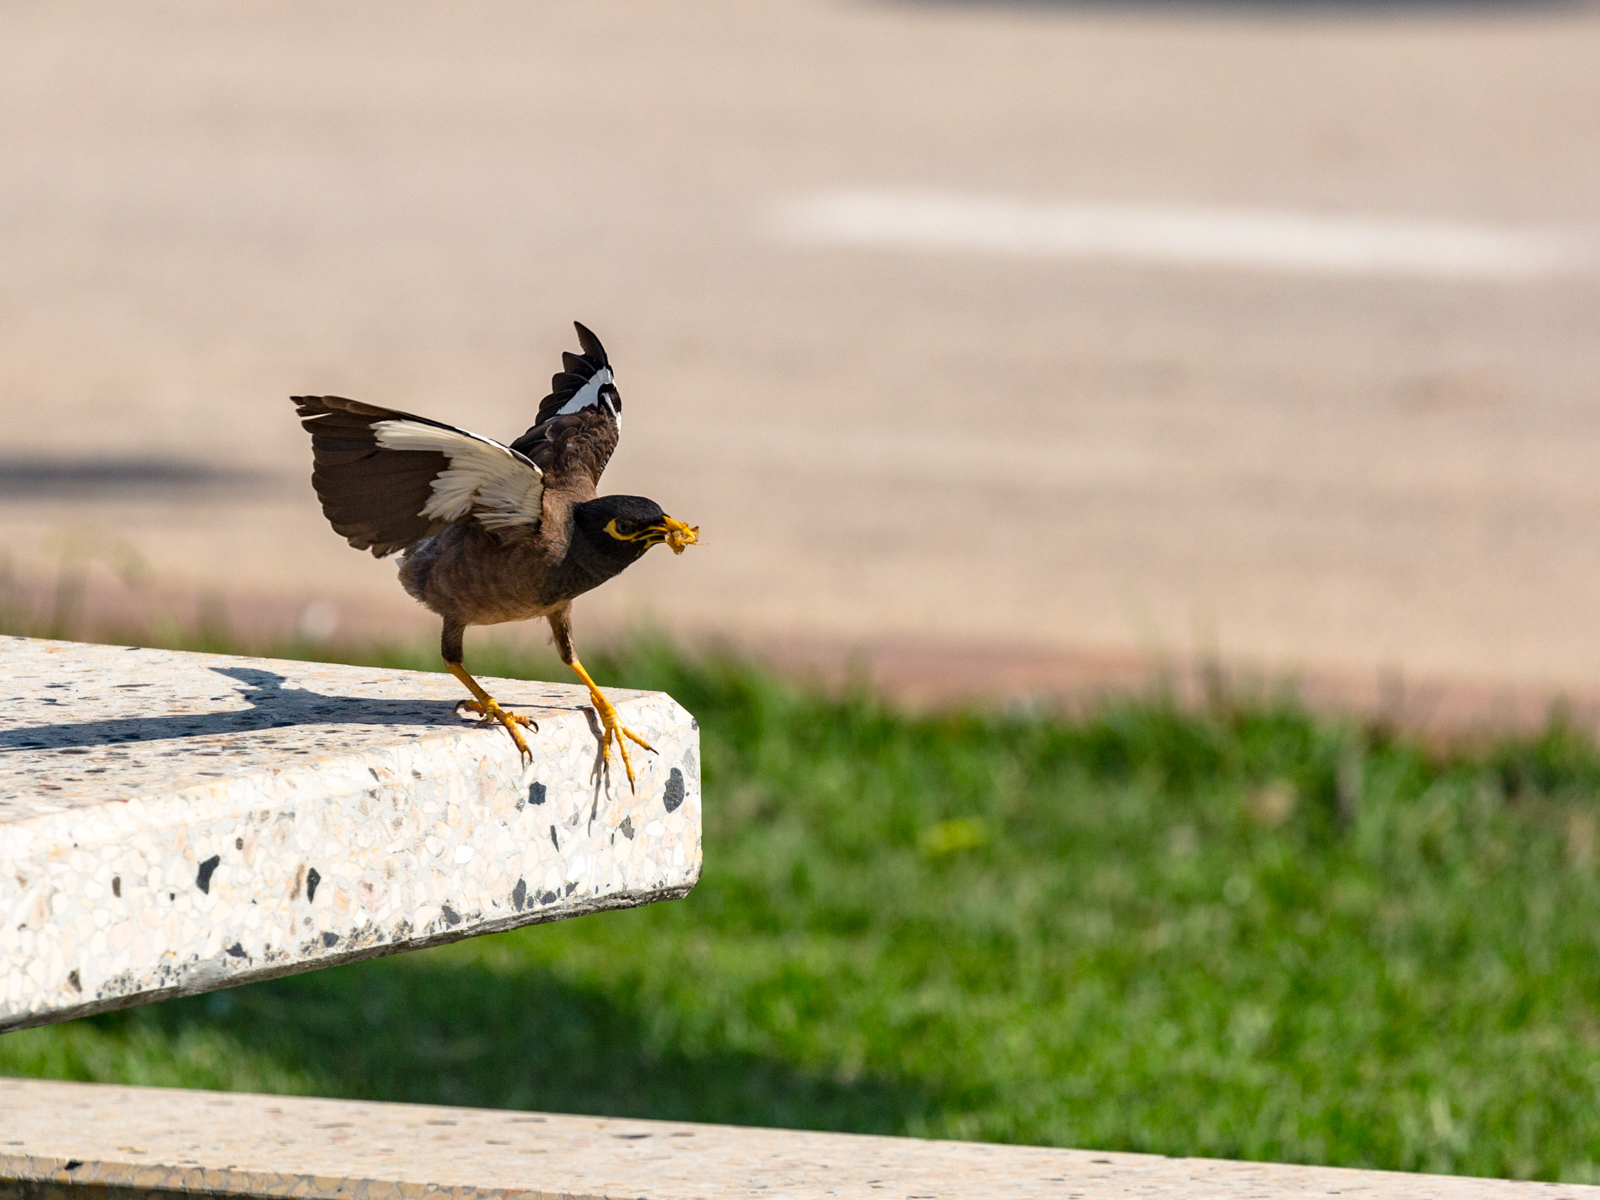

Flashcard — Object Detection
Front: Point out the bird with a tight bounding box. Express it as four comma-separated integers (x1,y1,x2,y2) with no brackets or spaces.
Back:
291,322,697,789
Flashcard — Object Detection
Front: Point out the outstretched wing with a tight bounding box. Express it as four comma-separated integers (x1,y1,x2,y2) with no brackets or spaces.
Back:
294,395,544,558
509,322,621,486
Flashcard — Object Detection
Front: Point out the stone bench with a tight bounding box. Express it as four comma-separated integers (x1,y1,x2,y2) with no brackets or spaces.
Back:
5,639,1592,1199
0,636,701,1032
1,1078,1592,1199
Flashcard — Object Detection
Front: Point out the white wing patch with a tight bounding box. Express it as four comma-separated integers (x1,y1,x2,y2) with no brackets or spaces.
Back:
555,366,621,432
372,419,544,531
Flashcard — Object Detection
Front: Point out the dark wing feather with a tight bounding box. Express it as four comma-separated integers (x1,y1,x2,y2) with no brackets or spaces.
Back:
294,395,544,558
574,321,607,363
294,396,447,556
509,321,622,486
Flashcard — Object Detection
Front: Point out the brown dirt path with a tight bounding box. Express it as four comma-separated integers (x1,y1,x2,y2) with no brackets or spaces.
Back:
2,0,1599,714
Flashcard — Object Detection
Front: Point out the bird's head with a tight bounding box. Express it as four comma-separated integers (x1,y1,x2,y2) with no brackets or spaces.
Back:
575,495,699,566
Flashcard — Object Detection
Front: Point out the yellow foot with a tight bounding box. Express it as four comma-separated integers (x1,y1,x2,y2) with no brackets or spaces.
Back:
455,698,538,762
585,687,656,792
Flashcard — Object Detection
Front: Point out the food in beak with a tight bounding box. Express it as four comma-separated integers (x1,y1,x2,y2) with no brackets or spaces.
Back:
660,517,699,554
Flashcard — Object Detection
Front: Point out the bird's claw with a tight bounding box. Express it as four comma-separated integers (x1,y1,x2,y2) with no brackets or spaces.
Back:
588,691,656,792
455,698,537,762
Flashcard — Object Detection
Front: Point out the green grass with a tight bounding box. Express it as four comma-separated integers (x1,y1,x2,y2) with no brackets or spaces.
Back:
6,629,1600,1181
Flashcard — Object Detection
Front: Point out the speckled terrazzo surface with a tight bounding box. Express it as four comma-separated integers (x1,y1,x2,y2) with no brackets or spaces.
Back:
2,1080,1593,1200
0,637,701,1032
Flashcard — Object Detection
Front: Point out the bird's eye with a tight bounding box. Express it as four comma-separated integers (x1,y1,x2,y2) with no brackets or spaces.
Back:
612,519,634,538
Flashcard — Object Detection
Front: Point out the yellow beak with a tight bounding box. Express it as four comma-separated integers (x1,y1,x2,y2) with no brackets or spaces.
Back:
655,516,699,554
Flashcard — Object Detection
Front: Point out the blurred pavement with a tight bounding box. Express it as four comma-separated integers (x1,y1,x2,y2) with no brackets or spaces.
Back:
2,0,1600,693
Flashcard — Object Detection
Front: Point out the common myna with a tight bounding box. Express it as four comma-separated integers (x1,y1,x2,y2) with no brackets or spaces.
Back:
293,323,697,787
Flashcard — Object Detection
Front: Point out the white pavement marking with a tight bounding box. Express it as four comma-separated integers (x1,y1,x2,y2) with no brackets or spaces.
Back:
773,190,1595,281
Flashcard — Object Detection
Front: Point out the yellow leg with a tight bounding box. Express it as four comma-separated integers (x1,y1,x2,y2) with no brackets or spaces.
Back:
569,659,655,790
447,662,536,762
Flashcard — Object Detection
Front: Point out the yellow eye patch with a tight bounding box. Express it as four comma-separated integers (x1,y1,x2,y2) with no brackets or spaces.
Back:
604,518,648,542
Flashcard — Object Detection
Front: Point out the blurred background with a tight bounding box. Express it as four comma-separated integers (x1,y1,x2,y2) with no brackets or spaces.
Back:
4,0,1599,713
9,0,1600,1179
